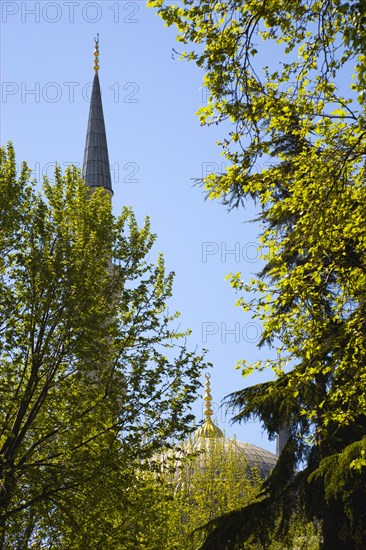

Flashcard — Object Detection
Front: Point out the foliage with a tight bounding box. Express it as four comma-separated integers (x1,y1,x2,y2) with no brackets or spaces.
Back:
163,437,262,549
147,1,366,548
155,435,320,550
0,143,207,548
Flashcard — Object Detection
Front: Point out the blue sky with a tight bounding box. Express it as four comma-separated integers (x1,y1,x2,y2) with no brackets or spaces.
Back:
1,1,277,453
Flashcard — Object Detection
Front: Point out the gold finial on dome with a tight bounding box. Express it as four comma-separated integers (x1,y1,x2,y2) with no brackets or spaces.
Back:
204,373,214,418
94,34,100,73
194,373,224,439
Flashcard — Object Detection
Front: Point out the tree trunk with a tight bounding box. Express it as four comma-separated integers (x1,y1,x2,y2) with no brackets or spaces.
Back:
0,466,17,550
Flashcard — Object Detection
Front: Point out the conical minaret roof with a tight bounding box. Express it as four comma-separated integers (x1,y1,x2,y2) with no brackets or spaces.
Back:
82,36,112,194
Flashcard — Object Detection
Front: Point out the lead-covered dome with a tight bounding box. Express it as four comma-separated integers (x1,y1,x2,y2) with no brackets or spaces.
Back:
190,374,278,478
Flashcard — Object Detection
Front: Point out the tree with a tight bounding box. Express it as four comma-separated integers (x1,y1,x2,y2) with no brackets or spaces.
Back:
0,143,207,548
148,2,366,548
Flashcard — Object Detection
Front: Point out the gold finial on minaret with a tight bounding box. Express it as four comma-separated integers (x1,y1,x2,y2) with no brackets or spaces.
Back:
194,373,224,439
94,34,100,73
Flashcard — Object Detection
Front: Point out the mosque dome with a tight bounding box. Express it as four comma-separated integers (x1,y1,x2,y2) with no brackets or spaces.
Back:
186,374,278,479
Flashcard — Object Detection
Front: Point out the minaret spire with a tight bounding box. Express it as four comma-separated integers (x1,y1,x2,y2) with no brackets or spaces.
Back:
82,35,113,195
194,374,224,439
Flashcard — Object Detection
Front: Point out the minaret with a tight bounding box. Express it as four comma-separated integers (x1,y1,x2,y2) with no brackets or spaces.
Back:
194,374,224,439
82,35,113,196
276,425,290,456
